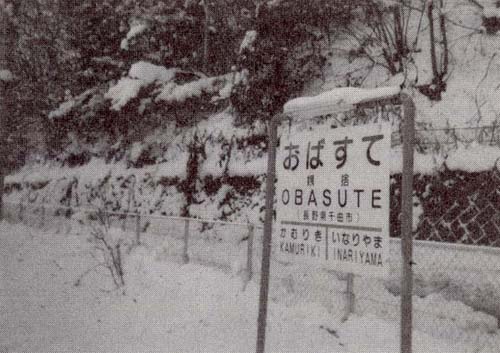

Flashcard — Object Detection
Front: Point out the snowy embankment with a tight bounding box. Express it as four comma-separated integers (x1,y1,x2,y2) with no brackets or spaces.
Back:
24,0,500,225
1,221,499,352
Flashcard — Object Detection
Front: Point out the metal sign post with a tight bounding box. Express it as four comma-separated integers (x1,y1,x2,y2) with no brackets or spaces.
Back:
400,93,415,353
256,116,279,353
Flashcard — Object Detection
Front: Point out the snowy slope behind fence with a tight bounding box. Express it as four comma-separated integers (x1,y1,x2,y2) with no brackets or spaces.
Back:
3,201,500,351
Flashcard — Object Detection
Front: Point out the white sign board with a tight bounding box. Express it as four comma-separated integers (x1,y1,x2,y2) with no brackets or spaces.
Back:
276,123,391,277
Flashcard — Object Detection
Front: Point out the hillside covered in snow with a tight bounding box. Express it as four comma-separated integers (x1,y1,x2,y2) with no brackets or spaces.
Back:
3,0,500,227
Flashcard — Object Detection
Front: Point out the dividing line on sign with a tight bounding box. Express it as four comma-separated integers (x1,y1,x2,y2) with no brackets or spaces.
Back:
325,230,328,260
280,220,382,233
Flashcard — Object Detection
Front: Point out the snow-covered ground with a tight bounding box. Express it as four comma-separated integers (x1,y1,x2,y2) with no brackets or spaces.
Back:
1,221,499,352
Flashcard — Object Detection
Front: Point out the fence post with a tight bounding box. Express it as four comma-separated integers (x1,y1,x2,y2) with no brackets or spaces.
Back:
256,114,279,353
183,219,190,264
342,273,355,322
245,224,255,286
135,213,141,245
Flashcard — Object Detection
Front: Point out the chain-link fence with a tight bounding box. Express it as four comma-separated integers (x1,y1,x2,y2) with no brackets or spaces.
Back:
3,199,499,352
2,201,258,284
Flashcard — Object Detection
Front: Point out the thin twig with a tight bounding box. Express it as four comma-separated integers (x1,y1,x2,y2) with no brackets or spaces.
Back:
74,263,107,287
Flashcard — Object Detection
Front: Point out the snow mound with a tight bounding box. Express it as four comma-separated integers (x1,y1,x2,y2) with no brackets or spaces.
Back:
5,159,114,186
390,143,500,175
0,69,14,82
390,149,445,175
105,61,231,110
128,61,176,83
445,144,500,172
239,30,257,53
105,62,178,110
49,99,76,119
49,89,96,119
106,78,145,111
154,154,189,179
228,156,267,177
120,22,148,50
155,76,220,103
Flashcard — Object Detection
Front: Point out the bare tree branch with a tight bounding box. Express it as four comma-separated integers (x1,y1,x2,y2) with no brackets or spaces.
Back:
468,0,484,10
474,53,497,123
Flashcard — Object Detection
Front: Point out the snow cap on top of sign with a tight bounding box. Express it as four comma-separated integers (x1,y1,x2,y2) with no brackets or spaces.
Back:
283,86,401,119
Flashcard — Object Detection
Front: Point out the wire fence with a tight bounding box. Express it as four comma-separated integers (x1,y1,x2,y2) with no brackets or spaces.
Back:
3,200,499,352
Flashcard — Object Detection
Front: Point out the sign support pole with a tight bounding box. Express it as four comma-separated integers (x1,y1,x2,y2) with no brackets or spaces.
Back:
256,115,279,353
342,273,355,322
400,93,415,353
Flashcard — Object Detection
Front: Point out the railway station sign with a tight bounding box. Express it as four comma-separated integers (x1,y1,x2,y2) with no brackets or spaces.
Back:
276,123,391,277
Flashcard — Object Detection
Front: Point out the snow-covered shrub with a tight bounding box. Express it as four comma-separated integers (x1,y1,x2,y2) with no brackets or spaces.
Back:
73,182,138,290
85,207,128,290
